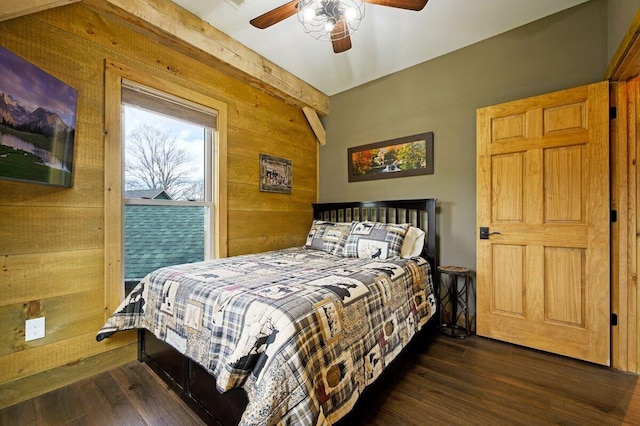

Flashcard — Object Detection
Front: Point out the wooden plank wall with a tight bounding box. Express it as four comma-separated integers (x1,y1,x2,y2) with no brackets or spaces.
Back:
0,3,317,408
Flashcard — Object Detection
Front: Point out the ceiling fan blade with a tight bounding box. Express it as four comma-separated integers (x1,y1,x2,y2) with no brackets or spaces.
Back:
331,21,352,53
250,1,299,29
364,0,428,11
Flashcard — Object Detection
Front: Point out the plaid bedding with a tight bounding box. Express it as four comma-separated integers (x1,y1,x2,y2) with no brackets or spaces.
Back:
97,247,435,425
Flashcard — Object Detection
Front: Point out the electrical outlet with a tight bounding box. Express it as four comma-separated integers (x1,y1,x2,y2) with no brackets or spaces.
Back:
25,317,45,342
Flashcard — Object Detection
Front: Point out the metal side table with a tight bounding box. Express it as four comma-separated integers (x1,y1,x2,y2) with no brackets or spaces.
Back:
437,265,471,338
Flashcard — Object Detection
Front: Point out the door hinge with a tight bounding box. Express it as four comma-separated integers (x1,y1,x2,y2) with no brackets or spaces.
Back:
610,106,617,119
611,210,618,223
611,313,618,326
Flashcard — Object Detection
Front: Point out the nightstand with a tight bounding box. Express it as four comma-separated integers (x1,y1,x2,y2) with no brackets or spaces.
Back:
437,265,471,338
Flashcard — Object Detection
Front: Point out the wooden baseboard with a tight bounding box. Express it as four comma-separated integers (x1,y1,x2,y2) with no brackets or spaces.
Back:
0,342,137,409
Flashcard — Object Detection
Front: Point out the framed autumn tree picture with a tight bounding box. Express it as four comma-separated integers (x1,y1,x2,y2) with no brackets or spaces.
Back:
347,132,434,182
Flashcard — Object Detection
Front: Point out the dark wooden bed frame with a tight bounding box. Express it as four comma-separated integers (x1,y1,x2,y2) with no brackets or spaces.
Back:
139,198,438,426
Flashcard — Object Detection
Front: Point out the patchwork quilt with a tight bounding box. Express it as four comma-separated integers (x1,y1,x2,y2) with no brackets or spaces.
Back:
97,247,435,425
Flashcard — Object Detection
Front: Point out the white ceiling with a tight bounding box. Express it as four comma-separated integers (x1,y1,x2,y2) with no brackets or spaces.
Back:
171,0,590,96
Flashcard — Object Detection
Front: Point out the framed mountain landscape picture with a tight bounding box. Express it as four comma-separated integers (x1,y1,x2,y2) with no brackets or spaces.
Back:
0,46,77,187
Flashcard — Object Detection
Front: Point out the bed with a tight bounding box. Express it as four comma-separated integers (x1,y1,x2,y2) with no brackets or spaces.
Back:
97,198,438,425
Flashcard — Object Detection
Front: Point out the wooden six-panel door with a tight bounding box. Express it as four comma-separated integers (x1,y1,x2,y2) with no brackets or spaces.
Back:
476,81,610,365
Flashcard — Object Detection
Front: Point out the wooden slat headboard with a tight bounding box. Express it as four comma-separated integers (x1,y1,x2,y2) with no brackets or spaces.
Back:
312,198,438,273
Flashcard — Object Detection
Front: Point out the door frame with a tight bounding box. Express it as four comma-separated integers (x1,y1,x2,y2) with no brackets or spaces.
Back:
607,8,640,373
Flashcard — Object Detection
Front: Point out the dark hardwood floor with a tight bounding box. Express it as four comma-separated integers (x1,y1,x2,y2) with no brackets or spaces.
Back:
2,334,640,425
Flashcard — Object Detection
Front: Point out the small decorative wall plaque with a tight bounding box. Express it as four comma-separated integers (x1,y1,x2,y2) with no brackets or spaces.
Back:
260,153,292,194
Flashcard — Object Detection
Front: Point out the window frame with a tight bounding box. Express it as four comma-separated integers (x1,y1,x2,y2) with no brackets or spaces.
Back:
122,81,216,267
104,62,227,320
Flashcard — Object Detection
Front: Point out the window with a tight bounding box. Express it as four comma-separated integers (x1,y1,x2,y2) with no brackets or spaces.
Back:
104,64,227,314
121,82,216,292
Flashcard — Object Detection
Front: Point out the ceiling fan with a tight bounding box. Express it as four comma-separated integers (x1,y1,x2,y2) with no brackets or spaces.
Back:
250,0,428,54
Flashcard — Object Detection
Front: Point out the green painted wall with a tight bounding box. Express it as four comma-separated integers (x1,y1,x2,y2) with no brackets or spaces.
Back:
608,0,640,62
319,0,608,321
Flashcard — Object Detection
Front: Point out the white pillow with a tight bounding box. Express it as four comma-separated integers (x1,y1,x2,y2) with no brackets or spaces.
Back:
400,226,426,258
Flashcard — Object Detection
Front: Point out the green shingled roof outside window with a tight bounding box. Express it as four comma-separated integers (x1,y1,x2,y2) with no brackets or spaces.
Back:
124,204,205,282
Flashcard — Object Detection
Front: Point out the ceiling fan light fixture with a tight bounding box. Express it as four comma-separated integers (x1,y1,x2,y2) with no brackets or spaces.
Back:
302,5,316,22
297,0,365,41
324,18,336,32
250,0,428,54
344,7,357,21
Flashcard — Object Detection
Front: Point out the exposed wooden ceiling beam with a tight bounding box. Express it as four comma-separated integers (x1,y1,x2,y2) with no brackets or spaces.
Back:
1,0,79,22
82,0,329,116
302,107,326,145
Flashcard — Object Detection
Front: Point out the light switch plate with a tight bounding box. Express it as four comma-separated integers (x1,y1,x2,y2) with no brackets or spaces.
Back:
25,317,45,341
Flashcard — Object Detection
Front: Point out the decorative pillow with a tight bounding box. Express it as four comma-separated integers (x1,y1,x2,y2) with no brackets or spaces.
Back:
344,222,410,259
400,226,426,259
305,220,353,256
